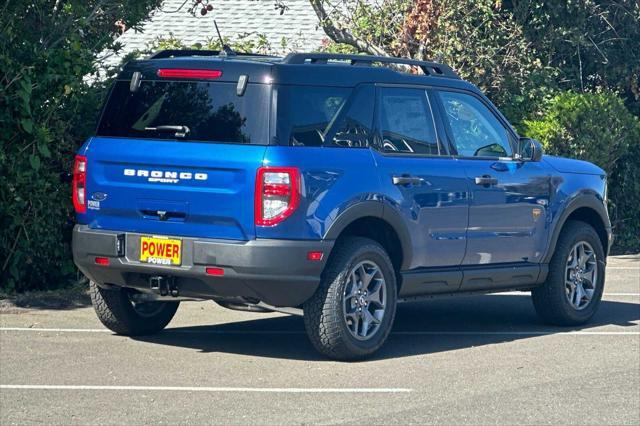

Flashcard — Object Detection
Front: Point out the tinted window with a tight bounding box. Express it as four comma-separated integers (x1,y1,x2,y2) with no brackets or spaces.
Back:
438,91,512,157
97,80,270,144
277,86,351,146
331,85,374,148
377,87,439,155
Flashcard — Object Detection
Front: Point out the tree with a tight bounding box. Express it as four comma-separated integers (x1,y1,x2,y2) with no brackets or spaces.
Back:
0,0,163,291
506,0,640,115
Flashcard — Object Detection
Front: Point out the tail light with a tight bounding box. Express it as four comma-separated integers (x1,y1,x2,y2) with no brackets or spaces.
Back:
255,167,300,226
72,155,87,213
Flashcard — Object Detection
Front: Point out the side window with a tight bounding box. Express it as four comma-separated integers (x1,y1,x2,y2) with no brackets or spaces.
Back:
377,87,439,155
438,91,512,157
277,86,350,147
331,85,374,148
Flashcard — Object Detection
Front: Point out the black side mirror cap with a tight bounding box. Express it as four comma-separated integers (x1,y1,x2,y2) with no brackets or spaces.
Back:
519,137,544,162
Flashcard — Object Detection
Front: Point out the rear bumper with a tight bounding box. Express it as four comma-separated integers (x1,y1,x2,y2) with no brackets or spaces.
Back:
72,225,333,307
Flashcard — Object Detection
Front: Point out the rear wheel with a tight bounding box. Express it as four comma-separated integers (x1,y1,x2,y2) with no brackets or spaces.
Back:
303,237,397,360
90,281,179,335
532,221,605,326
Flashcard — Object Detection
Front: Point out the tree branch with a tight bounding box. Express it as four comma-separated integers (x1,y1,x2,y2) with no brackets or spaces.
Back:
308,0,389,56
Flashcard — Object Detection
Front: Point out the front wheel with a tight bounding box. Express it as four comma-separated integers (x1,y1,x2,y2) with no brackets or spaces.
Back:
90,281,179,335
303,237,397,360
532,220,606,326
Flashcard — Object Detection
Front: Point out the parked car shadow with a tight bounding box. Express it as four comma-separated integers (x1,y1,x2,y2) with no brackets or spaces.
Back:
132,294,640,361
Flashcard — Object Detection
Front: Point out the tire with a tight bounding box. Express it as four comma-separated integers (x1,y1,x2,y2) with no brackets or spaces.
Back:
89,281,179,335
532,220,606,326
303,237,397,360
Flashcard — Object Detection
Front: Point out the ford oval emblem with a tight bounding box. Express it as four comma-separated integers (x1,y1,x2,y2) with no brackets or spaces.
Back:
91,192,108,201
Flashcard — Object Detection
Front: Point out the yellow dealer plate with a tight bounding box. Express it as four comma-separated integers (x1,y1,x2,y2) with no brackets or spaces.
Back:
140,236,182,266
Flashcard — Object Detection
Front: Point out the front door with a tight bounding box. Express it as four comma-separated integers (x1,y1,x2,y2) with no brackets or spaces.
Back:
434,89,551,265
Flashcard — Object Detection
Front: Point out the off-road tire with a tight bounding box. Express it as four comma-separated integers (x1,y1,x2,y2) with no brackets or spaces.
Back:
90,281,179,335
532,220,606,326
303,237,397,360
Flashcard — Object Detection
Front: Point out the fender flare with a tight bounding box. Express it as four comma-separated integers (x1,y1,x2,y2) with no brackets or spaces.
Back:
542,194,611,263
323,201,414,270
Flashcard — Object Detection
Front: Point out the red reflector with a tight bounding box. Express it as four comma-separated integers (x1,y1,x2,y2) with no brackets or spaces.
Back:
205,267,225,276
95,257,110,266
157,68,222,79
307,251,324,261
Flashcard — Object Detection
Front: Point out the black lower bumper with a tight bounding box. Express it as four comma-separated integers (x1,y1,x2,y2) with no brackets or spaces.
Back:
72,225,333,307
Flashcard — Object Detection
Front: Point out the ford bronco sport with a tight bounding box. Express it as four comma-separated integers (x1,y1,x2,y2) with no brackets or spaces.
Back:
72,51,612,360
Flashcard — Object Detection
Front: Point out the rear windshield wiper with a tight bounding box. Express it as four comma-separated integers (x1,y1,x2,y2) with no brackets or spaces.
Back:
144,125,190,138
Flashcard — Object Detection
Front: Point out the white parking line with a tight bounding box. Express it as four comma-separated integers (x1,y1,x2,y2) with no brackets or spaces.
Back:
604,293,640,296
494,291,639,297
1,327,637,335
0,384,412,393
606,267,640,270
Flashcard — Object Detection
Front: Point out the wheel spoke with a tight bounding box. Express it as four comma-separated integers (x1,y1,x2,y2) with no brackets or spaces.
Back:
577,244,586,268
366,280,384,306
345,311,358,330
345,273,358,299
567,282,577,307
567,246,578,269
360,314,370,337
372,307,385,323
574,283,585,308
360,265,377,289
583,267,596,288
583,287,594,303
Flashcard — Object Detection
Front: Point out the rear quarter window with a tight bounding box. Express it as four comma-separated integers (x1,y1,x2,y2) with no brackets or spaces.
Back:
97,80,270,144
276,85,351,146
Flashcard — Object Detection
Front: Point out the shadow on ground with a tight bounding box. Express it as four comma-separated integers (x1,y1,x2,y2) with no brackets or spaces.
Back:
0,284,91,311
133,295,640,361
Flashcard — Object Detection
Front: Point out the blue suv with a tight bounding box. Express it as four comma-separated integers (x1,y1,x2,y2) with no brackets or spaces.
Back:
72,51,612,360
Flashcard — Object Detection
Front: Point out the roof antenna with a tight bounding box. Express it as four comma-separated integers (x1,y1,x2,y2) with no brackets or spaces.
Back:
214,19,236,57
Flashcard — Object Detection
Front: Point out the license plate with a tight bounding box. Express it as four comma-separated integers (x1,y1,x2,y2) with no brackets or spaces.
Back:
140,236,182,266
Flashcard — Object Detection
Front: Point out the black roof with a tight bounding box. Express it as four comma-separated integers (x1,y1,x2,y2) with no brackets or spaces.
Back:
120,50,479,92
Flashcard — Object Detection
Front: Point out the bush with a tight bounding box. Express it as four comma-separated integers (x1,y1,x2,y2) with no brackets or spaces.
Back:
0,1,162,293
525,92,640,253
609,141,640,252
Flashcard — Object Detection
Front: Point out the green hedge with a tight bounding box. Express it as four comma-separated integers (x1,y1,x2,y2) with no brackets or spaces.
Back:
525,92,640,253
0,1,162,292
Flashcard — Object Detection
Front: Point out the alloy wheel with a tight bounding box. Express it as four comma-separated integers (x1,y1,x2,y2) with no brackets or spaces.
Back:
342,260,387,340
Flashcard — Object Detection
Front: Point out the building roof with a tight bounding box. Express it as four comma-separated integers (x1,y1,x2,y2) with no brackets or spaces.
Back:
103,0,327,68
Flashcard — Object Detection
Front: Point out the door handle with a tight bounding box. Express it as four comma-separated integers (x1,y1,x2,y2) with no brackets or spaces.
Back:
474,175,498,186
392,175,424,186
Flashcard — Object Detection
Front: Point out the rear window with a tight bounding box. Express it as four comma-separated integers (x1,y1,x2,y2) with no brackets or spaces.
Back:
276,86,351,146
97,80,270,144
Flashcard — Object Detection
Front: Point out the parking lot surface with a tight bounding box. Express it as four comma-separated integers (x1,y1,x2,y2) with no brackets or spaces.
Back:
1,255,638,425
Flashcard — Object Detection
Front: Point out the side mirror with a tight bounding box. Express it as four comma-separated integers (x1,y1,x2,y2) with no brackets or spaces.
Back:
519,137,544,162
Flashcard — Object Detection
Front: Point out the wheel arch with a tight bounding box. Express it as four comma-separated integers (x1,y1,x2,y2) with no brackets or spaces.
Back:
323,201,413,271
544,196,611,263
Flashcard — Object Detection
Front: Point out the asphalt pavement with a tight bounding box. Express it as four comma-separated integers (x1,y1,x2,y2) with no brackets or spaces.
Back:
1,255,638,425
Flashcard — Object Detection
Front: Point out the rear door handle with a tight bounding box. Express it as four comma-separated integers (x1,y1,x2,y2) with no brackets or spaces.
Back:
474,175,498,186
392,175,424,186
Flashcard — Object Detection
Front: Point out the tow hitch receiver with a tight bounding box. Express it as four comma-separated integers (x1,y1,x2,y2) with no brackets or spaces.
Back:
149,276,179,297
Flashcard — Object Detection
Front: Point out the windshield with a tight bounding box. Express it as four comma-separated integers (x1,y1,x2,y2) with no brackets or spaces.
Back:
97,80,270,144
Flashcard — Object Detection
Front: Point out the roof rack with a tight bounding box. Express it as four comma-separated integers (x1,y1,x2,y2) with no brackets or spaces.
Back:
282,53,459,79
147,49,277,60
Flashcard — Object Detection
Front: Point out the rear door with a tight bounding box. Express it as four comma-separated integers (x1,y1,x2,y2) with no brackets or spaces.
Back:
372,86,469,271
82,75,271,241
